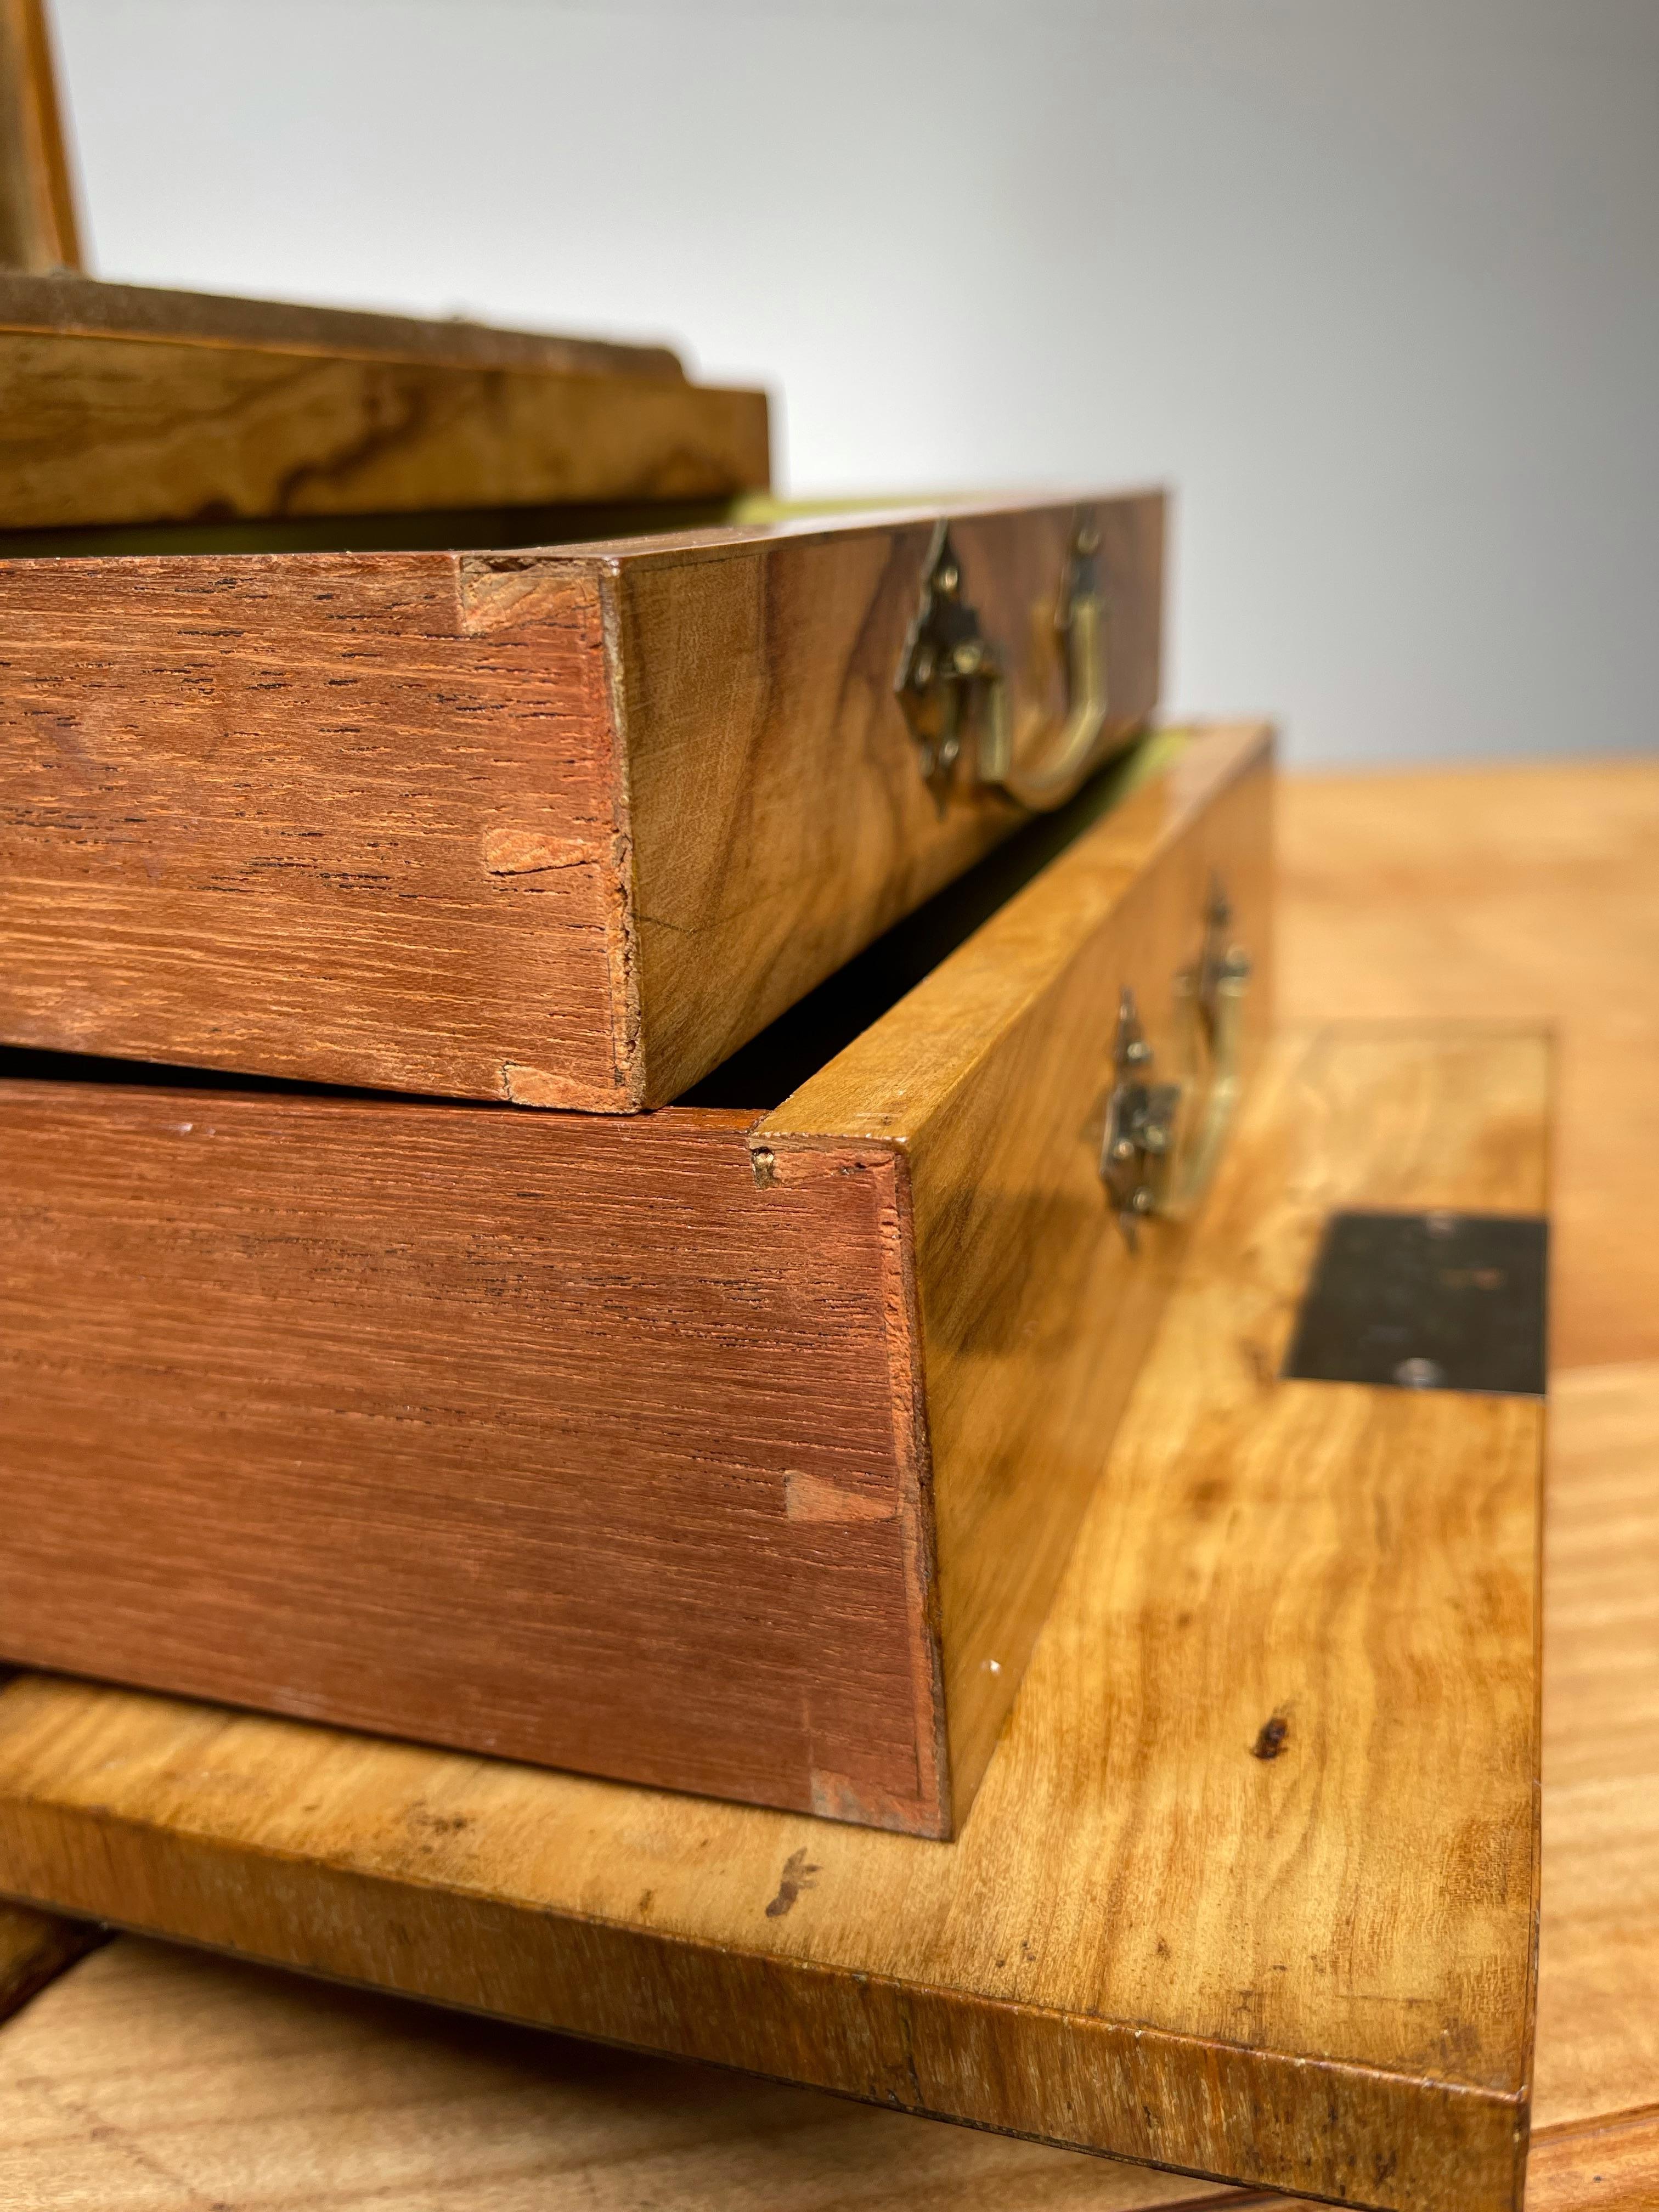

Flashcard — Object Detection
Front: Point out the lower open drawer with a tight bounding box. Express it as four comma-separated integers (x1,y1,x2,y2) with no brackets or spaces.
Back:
0,1014,1546,2212
0,721,1271,1837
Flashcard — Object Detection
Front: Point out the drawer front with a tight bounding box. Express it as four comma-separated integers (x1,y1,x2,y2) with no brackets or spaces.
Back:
764,720,1274,1821
621,492,1166,1101
0,492,1161,1109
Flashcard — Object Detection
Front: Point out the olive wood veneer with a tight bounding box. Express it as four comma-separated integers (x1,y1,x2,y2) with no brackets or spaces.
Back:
0,270,769,530
0,719,1264,1838
0,1022,1546,2212
0,490,1163,1108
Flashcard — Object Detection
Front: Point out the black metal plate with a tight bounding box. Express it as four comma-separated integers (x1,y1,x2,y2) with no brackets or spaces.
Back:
1282,1210,1548,1397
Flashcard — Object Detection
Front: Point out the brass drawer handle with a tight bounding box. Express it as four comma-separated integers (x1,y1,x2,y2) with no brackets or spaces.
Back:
895,515,1120,814
1099,882,1252,1246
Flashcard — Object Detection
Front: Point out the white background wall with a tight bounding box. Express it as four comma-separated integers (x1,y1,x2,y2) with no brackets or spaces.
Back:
52,0,1659,766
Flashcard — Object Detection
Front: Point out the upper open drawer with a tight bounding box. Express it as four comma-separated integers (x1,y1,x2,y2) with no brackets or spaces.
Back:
0,489,1164,1108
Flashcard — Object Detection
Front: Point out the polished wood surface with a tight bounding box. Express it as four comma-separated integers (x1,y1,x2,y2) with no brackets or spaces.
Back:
627,494,1166,1099
1532,1359,1659,2135
0,1,80,274
0,326,769,529
0,726,1264,1837
0,1366,1649,2210
0,1027,1547,2211
0,1937,1227,2212
763,719,1271,1815
0,268,685,377
1278,757,1659,1369
0,494,1161,1109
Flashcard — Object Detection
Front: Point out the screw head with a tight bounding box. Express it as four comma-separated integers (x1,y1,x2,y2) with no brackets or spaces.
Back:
1394,1356,1444,1389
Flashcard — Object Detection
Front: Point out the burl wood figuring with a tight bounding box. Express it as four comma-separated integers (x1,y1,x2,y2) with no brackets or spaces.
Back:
0,1022,1545,2212
0,271,771,529
0,490,1164,1105
0,721,1265,1837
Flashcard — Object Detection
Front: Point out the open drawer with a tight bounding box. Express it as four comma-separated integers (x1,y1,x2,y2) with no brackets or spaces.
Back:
0,720,1270,1837
0,488,1164,1108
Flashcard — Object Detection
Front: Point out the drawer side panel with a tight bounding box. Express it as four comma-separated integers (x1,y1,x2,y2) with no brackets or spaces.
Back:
0,1092,944,1832
0,554,637,1106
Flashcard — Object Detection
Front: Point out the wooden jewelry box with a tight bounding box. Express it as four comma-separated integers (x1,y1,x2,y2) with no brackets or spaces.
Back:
0,721,1271,1838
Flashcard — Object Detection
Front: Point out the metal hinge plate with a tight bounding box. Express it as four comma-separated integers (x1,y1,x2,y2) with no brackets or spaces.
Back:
1282,1209,1548,1396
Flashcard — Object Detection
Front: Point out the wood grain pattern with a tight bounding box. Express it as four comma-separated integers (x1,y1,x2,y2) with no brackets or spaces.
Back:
0,493,1163,1107
0,1,80,275
1525,2109,1659,2212
0,330,770,529
764,718,1273,1816
1,1362,1649,2211
3,1948,1650,2212
0,552,635,1106
0,1938,1229,2212
624,493,1167,1096
0,723,1260,1835
1532,1361,1659,2135
0,1097,945,1830
0,1027,1548,2210
0,269,684,376
1278,758,1659,1368
1,758,1650,2212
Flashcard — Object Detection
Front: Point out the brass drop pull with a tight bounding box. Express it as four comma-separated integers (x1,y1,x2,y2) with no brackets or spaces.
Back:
895,514,1120,814
1101,879,1253,1246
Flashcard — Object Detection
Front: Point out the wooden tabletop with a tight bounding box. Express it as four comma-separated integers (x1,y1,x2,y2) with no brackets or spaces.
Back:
0,753,1654,2210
